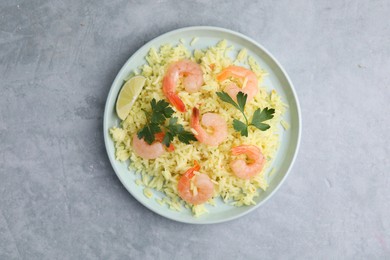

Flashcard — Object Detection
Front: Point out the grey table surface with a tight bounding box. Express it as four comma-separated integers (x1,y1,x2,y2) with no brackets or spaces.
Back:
1,0,389,259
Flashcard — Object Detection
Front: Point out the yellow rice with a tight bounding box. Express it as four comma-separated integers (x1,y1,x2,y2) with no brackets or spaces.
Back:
110,40,286,217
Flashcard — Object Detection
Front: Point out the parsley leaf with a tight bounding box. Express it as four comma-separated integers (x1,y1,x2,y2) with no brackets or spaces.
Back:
137,123,161,144
150,99,175,124
162,132,174,147
165,117,196,145
166,117,184,134
217,91,275,136
233,119,248,137
137,100,196,147
178,132,197,144
217,91,249,124
250,108,275,131
216,92,240,110
236,92,247,111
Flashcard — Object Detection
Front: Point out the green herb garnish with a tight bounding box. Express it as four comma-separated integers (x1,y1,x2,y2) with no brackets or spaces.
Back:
216,91,275,136
162,117,197,146
137,99,196,146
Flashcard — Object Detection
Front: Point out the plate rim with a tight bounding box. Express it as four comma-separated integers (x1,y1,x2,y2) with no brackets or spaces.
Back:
103,26,302,224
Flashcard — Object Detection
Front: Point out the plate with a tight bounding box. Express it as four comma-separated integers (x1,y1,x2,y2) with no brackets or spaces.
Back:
103,26,301,224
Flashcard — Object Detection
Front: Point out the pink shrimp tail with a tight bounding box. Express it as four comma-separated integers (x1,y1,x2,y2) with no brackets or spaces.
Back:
231,145,253,155
231,145,262,159
217,66,240,81
190,107,202,142
182,160,201,179
162,75,186,112
216,70,230,81
191,107,200,125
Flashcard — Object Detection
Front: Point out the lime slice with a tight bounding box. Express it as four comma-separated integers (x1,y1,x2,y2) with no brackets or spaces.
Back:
116,75,146,120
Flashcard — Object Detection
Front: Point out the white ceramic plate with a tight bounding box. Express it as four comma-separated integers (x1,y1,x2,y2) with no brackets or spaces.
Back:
103,26,301,224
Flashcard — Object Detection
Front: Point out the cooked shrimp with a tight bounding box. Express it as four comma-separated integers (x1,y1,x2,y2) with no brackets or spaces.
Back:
178,161,214,205
190,107,228,146
217,66,258,102
162,60,204,112
132,134,165,159
230,145,265,179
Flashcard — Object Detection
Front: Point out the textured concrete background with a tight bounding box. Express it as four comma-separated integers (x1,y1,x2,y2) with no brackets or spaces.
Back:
1,0,389,259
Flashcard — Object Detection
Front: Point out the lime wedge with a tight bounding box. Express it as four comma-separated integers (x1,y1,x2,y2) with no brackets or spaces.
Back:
116,75,146,120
